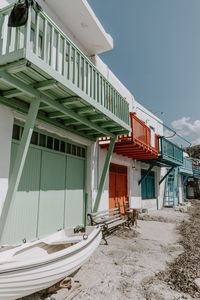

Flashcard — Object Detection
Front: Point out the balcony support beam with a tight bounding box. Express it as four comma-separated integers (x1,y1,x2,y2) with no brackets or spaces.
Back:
0,71,115,138
183,175,192,184
0,97,40,242
0,95,95,141
40,97,79,110
2,79,58,98
93,137,116,213
159,167,174,185
138,162,157,185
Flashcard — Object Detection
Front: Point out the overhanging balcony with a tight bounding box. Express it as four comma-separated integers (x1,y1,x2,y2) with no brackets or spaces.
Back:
157,137,183,167
179,157,193,175
99,112,159,159
193,159,200,178
0,4,130,141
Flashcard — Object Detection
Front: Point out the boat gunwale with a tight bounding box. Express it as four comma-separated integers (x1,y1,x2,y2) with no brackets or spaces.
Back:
0,226,101,274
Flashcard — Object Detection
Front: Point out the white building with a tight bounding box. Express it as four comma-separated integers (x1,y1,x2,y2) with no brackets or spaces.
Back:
0,0,184,245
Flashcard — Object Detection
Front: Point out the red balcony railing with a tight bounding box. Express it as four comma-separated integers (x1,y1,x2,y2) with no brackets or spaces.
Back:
99,113,159,160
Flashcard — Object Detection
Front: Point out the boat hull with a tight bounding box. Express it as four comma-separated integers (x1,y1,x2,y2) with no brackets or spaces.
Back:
0,226,102,300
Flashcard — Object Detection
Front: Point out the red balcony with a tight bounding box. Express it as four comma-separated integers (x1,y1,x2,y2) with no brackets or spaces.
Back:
99,113,159,160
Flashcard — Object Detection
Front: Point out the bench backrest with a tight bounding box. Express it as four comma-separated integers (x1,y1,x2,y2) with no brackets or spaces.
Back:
88,207,121,225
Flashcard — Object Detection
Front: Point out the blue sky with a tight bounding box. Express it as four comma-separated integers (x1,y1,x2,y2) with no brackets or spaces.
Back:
87,0,200,145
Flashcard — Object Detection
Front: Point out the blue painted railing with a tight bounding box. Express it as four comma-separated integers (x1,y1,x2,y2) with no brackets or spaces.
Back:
158,137,183,166
179,157,193,175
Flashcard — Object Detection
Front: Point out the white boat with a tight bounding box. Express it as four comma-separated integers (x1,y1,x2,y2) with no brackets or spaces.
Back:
0,226,102,300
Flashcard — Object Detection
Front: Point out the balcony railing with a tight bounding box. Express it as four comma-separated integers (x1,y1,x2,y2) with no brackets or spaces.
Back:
99,113,159,159
193,159,200,178
158,137,183,166
0,4,130,134
179,157,193,175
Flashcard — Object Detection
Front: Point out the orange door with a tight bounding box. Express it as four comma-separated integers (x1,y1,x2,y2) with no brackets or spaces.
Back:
109,164,128,212
109,171,116,210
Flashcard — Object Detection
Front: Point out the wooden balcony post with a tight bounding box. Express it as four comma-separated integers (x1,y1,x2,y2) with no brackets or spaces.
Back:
0,98,40,242
93,136,116,213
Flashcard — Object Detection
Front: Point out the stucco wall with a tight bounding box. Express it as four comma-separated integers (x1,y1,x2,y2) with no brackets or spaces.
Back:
0,0,92,56
178,173,183,204
0,0,165,215
93,146,165,212
0,105,14,213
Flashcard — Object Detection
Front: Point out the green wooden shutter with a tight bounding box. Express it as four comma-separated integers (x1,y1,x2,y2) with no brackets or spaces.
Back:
37,151,66,238
141,169,155,199
65,157,85,227
2,143,41,245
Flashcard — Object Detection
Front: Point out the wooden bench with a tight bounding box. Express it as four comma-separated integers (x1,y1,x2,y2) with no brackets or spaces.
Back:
87,207,131,244
122,200,139,227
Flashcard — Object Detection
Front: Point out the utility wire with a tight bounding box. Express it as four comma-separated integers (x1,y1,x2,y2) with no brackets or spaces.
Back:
136,106,192,146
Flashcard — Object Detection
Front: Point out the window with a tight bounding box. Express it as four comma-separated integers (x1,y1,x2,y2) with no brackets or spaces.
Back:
12,124,86,159
141,169,155,199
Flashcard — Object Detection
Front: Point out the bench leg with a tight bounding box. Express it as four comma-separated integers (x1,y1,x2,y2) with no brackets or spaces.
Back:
102,234,108,245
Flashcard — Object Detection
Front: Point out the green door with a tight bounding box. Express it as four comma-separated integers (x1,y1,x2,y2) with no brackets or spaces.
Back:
2,143,41,245
65,157,85,227
37,151,66,238
3,127,86,245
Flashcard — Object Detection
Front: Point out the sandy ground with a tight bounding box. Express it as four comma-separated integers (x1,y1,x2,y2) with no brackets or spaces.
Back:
23,206,198,300
72,208,193,300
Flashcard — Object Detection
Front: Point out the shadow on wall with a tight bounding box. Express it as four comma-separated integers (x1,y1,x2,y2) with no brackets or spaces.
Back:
10,144,85,192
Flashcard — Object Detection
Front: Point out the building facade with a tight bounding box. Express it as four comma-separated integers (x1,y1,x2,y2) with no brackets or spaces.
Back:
0,0,185,245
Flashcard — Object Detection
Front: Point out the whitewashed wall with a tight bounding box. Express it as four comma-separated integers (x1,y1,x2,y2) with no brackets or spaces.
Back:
0,0,165,214
178,174,183,204
0,105,14,213
92,146,164,212
0,0,93,56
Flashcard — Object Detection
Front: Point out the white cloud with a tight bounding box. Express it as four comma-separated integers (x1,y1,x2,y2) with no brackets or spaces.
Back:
171,117,200,145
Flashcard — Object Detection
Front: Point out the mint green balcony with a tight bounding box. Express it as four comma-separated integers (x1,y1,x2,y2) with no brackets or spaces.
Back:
158,137,183,167
179,157,193,175
0,4,130,140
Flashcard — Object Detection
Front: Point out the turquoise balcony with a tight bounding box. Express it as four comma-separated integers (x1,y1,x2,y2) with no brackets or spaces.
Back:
0,4,130,140
193,160,200,178
179,157,193,175
158,137,183,167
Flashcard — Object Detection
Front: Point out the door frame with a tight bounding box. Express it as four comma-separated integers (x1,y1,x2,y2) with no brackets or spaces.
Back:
109,163,128,210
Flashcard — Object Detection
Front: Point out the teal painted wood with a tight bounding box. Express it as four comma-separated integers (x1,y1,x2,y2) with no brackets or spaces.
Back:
138,163,155,185
93,137,116,213
192,160,200,178
141,169,155,199
179,157,193,175
37,151,65,238
163,168,179,207
2,131,86,244
158,137,183,166
1,144,41,245
159,166,174,185
0,5,130,130
0,98,40,243
65,157,85,227
0,71,117,139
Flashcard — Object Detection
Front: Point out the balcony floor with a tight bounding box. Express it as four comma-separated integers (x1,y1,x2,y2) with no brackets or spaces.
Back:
0,56,130,141
142,156,183,167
